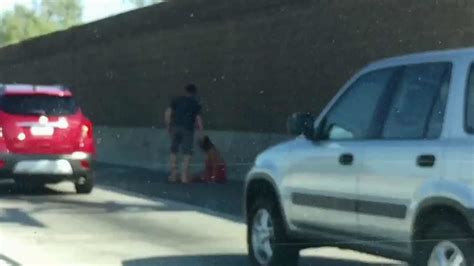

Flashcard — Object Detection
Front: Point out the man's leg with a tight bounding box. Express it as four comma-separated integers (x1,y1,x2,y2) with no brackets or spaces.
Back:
181,155,191,183
180,130,195,183
169,153,178,182
169,128,181,182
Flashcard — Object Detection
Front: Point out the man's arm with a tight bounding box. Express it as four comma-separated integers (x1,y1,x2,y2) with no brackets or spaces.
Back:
165,107,172,129
196,114,204,131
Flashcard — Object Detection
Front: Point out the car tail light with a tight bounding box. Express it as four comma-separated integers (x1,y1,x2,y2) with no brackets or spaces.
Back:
78,119,95,154
0,127,8,153
81,123,93,139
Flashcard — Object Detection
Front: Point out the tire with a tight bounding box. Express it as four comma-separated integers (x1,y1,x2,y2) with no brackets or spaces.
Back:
247,197,300,266
413,218,474,266
75,174,94,194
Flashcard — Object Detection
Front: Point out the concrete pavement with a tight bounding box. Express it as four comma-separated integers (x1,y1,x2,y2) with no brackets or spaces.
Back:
96,162,244,218
0,179,404,266
0,183,246,266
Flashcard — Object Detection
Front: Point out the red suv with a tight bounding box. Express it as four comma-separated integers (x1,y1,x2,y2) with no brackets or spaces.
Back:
0,84,95,194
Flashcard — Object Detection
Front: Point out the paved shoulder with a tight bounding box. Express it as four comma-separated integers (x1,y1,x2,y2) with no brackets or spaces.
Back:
95,163,245,217
0,183,246,266
0,182,402,266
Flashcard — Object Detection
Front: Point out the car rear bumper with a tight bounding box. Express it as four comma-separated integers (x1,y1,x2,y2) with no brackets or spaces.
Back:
0,152,93,183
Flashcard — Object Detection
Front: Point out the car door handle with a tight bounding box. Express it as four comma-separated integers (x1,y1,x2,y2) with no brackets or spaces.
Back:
417,154,436,168
339,153,354,166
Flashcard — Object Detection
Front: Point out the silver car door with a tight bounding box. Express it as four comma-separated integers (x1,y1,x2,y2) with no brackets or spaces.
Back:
358,62,451,247
283,66,400,236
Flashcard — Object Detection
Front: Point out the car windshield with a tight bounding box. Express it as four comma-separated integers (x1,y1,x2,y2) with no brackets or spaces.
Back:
0,95,78,116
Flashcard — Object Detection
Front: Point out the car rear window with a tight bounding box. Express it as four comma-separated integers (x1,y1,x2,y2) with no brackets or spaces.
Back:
0,95,78,116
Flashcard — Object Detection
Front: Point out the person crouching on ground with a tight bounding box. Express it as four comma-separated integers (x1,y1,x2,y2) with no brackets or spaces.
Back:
165,84,204,183
198,136,227,183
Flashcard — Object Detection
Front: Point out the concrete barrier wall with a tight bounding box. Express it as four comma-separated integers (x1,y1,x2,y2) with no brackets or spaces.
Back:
94,126,288,180
3,0,474,133
4,0,474,179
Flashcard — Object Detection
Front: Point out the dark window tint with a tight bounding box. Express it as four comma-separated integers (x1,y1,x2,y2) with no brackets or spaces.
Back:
382,63,451,139
466,65,474,133
0,95,78,116
323,67,397,140
426,72,451,138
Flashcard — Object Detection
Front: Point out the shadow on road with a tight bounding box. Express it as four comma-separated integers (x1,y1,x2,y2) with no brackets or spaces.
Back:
122,254,400,266
0,183,62,228
25,197,191,214
0,182,191,213
0,182,69,197
0,182,191,228
0,254,21,266
0,208,44,227
96,163,245,218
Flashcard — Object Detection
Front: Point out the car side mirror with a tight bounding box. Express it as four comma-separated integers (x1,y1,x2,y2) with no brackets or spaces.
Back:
287,112,315,139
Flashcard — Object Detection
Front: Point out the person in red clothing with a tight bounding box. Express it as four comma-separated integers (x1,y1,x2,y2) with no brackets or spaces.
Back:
198,135,227,183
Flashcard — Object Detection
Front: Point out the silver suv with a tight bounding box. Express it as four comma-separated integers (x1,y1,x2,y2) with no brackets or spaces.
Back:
245,48,474,266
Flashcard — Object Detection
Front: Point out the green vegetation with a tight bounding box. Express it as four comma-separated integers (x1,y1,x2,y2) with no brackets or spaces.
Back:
125,0,162,8
0,0,82,47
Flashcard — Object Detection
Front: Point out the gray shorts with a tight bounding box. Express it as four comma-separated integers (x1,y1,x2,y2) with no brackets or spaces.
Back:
170,127,194,155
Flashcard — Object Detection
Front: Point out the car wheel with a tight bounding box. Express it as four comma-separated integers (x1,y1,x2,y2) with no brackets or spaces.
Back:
75,174,94,194
248,197,299,266
414,218,474,266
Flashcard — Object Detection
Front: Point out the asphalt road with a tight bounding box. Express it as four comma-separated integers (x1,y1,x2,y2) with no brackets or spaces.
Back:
0,166,404,266
95,163,244,217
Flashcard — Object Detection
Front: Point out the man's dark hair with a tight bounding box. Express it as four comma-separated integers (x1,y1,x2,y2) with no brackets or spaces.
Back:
185,84,197,95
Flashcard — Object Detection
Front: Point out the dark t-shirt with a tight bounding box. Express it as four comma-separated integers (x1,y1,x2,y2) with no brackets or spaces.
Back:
170,96,202,130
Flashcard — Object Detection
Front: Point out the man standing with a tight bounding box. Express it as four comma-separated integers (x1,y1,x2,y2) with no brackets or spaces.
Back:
165,84,203,183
